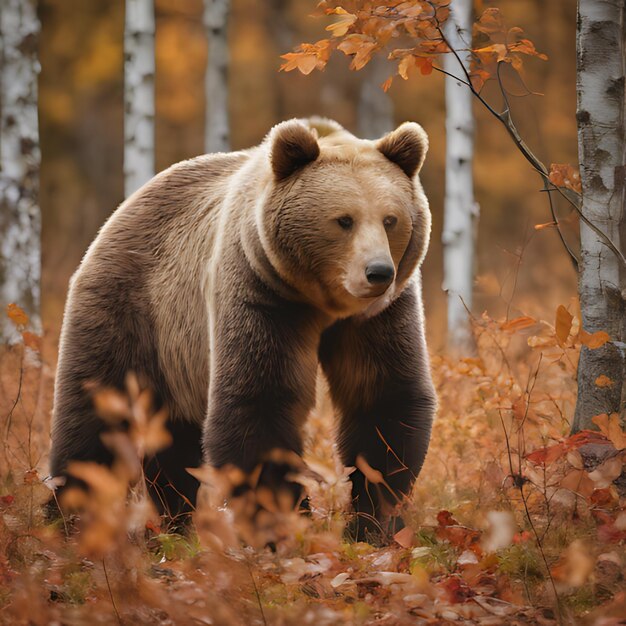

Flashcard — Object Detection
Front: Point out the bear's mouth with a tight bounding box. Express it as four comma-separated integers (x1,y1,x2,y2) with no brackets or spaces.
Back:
349,283,392,299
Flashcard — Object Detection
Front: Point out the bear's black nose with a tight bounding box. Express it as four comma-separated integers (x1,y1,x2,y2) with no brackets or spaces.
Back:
365,261,395,285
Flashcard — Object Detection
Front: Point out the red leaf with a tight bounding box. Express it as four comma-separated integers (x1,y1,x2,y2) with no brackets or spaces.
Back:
437,510,459,527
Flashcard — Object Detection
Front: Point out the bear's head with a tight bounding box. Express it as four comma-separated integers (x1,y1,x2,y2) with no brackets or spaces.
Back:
257,118,430,319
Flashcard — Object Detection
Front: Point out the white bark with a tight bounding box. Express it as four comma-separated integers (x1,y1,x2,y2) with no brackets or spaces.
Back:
204,0,230,153
0,0,41,341
357,55,394,140
442,0,477,352
124,0,155,196
573,0,626,430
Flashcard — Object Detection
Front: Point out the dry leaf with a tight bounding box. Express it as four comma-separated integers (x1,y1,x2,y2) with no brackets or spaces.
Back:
6,303,29,327
555,305,573,345
592,414,626,450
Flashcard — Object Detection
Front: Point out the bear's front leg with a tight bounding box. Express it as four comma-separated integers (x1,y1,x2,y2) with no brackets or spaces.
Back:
319,282,437,543
203,294,320,507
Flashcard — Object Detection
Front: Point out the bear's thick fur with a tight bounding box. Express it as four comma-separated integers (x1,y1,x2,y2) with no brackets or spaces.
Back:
49,118,437,540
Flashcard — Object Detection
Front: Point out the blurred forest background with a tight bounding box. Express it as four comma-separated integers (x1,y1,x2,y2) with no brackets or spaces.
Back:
39,0,578,352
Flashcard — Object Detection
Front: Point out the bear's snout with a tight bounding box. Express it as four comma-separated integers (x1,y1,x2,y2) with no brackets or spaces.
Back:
365,259,395,287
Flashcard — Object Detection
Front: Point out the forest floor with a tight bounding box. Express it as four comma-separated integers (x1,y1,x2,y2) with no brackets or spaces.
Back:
0,305,625,626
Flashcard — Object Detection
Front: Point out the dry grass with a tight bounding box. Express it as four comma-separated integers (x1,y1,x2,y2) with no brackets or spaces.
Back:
1,306,625,625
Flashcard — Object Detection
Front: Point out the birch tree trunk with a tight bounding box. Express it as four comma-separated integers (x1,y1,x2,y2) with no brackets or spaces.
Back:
357,54,393,140
0,0,41,341
442,0,477,353
124,0,155,197
204,0,230,153
572,0,626,430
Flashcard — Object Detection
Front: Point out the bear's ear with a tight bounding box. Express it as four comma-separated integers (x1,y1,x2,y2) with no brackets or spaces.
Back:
270,120,320,180
376,122,428,178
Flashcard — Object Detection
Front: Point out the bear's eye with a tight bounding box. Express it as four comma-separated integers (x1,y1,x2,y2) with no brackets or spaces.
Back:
337,215,354,230
384,215,398,229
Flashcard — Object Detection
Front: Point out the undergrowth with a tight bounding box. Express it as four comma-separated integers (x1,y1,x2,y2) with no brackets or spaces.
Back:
0,304,625,625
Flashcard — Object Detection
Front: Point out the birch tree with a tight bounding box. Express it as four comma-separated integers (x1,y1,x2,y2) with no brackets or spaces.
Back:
572,1,626,430
124,0,155,197
204,0,230,153
0,0,41,341
441,0,477,352
357,55,394,140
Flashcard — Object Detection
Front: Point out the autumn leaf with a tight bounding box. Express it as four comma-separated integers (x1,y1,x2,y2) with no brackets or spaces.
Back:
381,76,393,92
393,525,415,548
473,8,506,38
549,163,582,194
555,305,573,345
325,7,357,38
550,540,594,587
6,303,28,327
416,56,433,75
398,54,416,80
578,329,610,349
525,430,611,466
21,331,41,351
280,39,332,75
500,316,536,332
560,468,595,499
592,414,626,450
534,221,556,231
280,52,320,75
337,34,378,70
437,510,459,527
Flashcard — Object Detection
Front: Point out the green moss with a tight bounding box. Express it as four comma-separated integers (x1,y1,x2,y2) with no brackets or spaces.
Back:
152,533,201,561
497,544,543,582
63,570,92,604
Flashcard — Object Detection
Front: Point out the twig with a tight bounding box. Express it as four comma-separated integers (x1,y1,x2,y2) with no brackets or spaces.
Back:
246,557,268,626
542,185,579,271
102,558,123,625
430,9,626,271
518,483,562,624
4,355,24,447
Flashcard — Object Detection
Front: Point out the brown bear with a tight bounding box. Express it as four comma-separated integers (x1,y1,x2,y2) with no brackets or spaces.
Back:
49,118,437,541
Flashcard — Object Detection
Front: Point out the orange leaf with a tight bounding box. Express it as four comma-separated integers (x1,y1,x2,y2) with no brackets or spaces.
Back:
549,163,582,194
526,443,567,466
560,468,595,499
416,56,433,75
7,303,28,327
21,331,41,351
325,8,357,38
279,52,319,75
592,414,626,450
381,76,393,92
579,329,610,349
393,525,415,548
398,54,415,80
534,221,556,231
555,305,573,345
474,8,506,37
500,316,536,332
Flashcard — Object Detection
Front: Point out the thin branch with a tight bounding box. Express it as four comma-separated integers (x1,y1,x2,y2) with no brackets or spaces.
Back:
434,16,626,271
102,558,123,625
247,558,268,626
431,64,470,86
543,185,579,271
